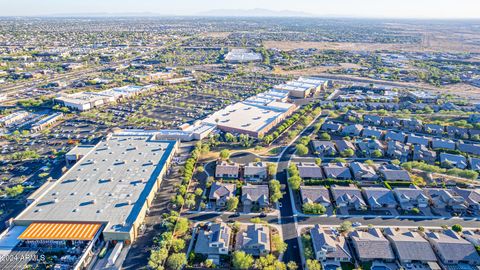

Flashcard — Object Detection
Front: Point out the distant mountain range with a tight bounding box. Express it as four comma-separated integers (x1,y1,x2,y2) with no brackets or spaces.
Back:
196,8,316,17
44,9,317,18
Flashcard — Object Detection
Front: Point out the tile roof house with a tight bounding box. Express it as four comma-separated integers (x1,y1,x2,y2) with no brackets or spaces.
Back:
323,163,352,180
215,160,240,178
362,187,398,209
424,124,445,135
311,141,337,156
412,145,437,164
342,124,363,136
469,157,480,171
452,187,480,216
357,139,385,156
349,228,395,262
382,117,402,128
407,134,430,146
378,164,411,182
334,140,357,153
458,142,480,156
321,121,343,133
209,182,236,207
244,162,267,182
297,162,324,179
402,118,423,132
425,230,480,265
310,225,352,262
194,222,232,255
393,188,429,210
463,230,480,246
350,162,378,181
447,126,469,139
424,188,468,214
235,224,271,256
431,138,456,150
439,153,467,169
241,184,269,212
362,127,383,139
384,228,437,263
300,186,331,206
384,131,407,143
363,115,382,126
386,141,410,162
331,185,367,210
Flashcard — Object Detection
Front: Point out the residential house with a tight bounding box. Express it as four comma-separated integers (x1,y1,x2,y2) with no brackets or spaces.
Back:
425,230,480,266
413,145,437,164
310,225,352,262
331,185,366,210
321,121,343,133
463,230,480,246
300,186,331,207
440,153,467,169
215,160,240,178
235,224,271,256
384,131,406,143
357,139,385,156
386,141,410,162
407,134,430,146
342,124,363,136
469,157,480,171
363,115,382,126
297,162,324,179
362,127,383,139
349,228,395,262
458,142,480,156
424,188,468,214
424,124,444,135
244,162,267,182
452,188,480,216
378,164,411,182
402,118,423,132
350,162,378,181
431,138,456,150
334,140,357,154
323,163,352,180
209,182,236,207
362,187,398,209
194,222,232,255
384,228,437,264
468,129,480,139
393,188,429,210
311,141,337,156
383,117,402,128
447,126,469,139
344,110,361,122
241,184,269,212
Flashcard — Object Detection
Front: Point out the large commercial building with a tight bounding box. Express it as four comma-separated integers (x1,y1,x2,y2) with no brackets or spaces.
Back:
30,112,64,132
273,77,329,98
202,91,296,137
0,111,29,127
55,85,155,111
225,49,263,63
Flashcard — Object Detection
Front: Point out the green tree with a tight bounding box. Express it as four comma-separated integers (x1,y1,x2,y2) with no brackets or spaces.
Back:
306,259,321,270
219,149,230,160
166,253,186,270
5,185,24,198
339,221,352,233
194,188,203,197
175,217,190,236
372,149,383,158
288,175,302,190
232,251,254,270
287,261,298,270
269,179,283,203
255,254,286,270
452,224,463,233
267,163,277,177
271,234,287,253
226,197,239,211
303,203,327,215
171,238,186,253
148,248,168,270
340,149,355,157
319,132,331,140
315,158,322,166
296,144,309,156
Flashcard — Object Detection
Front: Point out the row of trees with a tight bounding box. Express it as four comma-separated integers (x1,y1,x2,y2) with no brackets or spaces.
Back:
231,252,297,270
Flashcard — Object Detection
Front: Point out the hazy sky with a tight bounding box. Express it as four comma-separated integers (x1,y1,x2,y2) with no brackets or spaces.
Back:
1,0,479,19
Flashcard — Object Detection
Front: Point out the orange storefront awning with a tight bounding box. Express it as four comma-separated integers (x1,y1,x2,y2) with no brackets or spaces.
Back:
19,222,102,241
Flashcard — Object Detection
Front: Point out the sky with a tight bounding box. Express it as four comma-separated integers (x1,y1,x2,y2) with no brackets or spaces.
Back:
0,0,479,19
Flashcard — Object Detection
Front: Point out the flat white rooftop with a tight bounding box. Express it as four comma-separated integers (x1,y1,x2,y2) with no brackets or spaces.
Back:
15,133,176,235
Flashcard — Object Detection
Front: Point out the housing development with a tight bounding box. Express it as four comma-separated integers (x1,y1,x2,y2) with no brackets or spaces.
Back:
0,10,479,270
